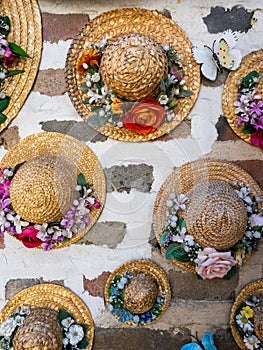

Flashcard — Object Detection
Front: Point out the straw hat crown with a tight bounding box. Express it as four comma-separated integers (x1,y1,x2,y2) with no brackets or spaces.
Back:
100,33,168,101
183,180,248,249
254,294,263,342
12,308,62,350
10,155,77,224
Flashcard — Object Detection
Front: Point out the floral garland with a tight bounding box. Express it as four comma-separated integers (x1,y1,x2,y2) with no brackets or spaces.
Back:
76,39,192,135
160,181,263,280
107,270,167,325
0,307,89,349
0,15,29,123
234,70,263,149
234,294,263,350
0,166,101,250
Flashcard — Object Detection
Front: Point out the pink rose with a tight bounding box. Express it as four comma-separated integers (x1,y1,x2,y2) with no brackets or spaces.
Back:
195,247,237,280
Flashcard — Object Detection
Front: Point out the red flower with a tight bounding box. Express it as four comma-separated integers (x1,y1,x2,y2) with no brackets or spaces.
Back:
122,98,165,135
251,130,263,149
16,226,42,248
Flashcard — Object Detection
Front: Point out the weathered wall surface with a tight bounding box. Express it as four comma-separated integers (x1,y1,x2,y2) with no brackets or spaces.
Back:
1,1,263,348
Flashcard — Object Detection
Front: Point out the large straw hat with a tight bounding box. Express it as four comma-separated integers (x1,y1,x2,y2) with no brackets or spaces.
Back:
0,284,94,350
222,49,263,146
104,259,171,326
153,159,262,276
0,0,42,132
66,8,200,141
0,132,105,249
230,280,263,349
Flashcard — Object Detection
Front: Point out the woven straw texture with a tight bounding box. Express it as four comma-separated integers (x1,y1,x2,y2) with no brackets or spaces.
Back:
153,159,262,273
100,33,168,101
104,259,171,325
222,49,263,144
230,279,263,350
0,284,94,350
183,180,247,249
65,8,200,142
0,0,42,132
0,132,106,249
254,299,263,342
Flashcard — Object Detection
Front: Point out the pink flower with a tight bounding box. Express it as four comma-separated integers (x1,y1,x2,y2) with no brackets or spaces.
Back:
249,213,263,227
16,226,42,248
195,247,237,280
93,201,101,209
250,130,263,149
3,47,14,66
0,180,11,199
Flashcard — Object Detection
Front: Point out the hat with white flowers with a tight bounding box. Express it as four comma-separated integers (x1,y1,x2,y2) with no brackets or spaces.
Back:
104,259,171,326
153,159,263,280
0,132,105,250
230,279,263,350
66,8,200,141
0,283,94,350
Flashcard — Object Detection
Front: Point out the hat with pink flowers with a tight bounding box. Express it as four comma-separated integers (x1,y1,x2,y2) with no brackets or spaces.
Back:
153,159,263,280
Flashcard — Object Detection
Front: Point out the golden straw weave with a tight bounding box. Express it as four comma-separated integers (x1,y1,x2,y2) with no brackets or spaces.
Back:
65,8,200,141
0,0,42,132
0,284,94,350
254,297,263,342
153,159,262,273
222,49,263,144
230,280,263,350
104,259,171,326
0,132,106,249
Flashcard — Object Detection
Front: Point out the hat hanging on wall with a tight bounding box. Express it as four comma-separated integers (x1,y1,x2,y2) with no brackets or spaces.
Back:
104,259,171,326
222,49,263,150
65,8,200,141
153,159,263,280
0,132,106,250
0,283,94,350
0,0,42,131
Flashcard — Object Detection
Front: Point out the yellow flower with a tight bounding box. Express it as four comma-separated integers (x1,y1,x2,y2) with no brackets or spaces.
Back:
76,49,101,74
111,98,123,114
242,306,254,319
235,248,246,265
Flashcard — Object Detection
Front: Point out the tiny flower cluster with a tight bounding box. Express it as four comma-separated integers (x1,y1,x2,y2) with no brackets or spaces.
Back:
235,295,263,350
0,166,101,250
160,182,263,279
0,305,30,349
77,39,192,135
107,270,167,326
234,70,263,149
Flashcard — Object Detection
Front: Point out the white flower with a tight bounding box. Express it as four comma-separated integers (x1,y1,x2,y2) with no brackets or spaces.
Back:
234,187,252,205
82,62,88,70
162,44,170,51
173,194,188,211
34,223,48,241
99,109,105,117
184,235,195,246
0,91,6,99
91,72,100,82
66,324,85,346
99,38,107,48
61,317,74,329
244,335,260,350
18,306,30,315
14,315,25,327
158,94,169,105
0,211,11,232
166,199,173,208
62,337,69,346
249,214,263,228
0,71,6,80
0,317,16,337
3,169,13,177
6,214,29,234
236,313,253,332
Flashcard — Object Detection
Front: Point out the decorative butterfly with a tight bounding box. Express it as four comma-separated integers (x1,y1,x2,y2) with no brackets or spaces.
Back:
181,332,217,350
192,29,242,81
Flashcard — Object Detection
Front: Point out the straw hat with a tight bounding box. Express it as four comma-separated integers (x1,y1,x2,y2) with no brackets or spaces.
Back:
0,132,106,249
66,8,200,141
222,49,263,145
0,284,94,350
230,280,263,349
0,0,42,132
104,259,171,326
153,159,262,274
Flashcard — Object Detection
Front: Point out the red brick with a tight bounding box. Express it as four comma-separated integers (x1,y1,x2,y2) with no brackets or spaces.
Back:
83,271,111,298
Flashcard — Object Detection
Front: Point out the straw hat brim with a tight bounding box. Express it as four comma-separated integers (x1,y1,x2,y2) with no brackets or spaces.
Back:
0,132,106,249
230,279,263,350
153,159,262,273
0,283,94,350
65,8,200,142
104,259,171,325
222,49,263,144
0,0,42,132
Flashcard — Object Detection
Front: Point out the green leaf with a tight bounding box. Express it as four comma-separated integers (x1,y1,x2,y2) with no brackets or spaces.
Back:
241,123,255,134
223,265,237,280
9,42,30,58
5,69,25,78
78,338,89,349
0,112,7,124
79,323,89,335
77,173,88,187
0,16,10,35
58,309,72,323
165,243,190,262
238,70,259,91
88,113,108,128
178,217,185,229
160,230,169,244
80,84,89,93
178,89,192,97
0,96,10,112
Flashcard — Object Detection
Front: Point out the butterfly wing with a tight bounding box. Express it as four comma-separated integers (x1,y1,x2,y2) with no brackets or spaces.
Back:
215,29,241,70
181,343,202,350
221,29,238,49
192,46,217,81
201,332,218,350
216,39,235,69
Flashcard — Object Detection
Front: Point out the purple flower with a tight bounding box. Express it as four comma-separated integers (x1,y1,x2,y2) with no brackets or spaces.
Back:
79,216,90,229
41,239,55,251
60,218,74,229
249,213,263,227
251,116,263,130
237,114,249,127
0,198,11,210
0,180,11,199
248,101,263,117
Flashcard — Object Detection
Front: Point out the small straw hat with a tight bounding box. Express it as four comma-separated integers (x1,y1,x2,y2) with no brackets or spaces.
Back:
66,8,200,141
153,159,262,274
0,0,42,132
0,284,94,350
0,132,105,249
104,259,171,326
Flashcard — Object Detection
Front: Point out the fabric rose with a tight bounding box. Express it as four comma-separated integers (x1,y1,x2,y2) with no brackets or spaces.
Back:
195,247,237,279
15,226,42,248
122,98,165,135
